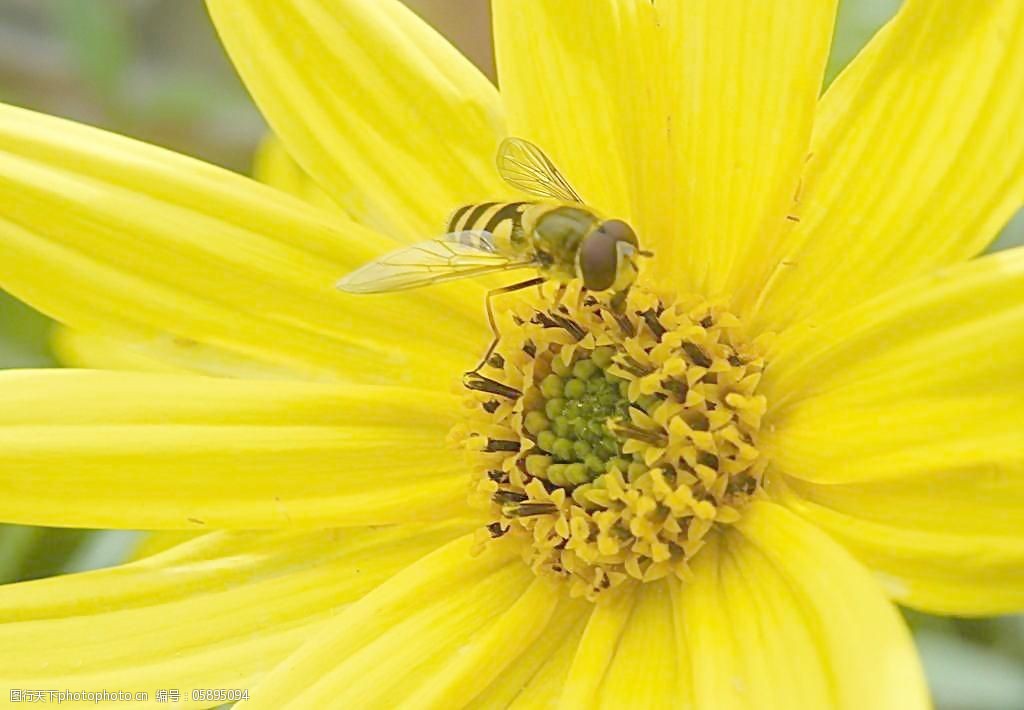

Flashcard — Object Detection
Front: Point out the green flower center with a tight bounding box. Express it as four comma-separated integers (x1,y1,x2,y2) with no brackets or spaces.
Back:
524,349,633,487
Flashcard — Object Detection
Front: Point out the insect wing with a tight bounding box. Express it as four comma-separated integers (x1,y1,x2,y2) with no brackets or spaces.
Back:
497,137,584,204
336,232,536,293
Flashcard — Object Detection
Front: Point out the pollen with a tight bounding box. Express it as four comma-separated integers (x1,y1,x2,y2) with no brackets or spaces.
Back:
453,283,771,600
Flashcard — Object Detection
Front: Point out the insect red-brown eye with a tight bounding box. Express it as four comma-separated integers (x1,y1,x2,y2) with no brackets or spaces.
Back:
598,219,638,247
579,229,619,291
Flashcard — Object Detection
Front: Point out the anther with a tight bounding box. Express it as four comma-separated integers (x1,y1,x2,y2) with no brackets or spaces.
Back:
618,356,654,377
487,522,509,538
492,490,527,505
485,438,521,453
506,502,558,517
681,342,712,368
613,311,635,337
532,311,585,341
549,313,586,340
487,469,509,483
641,309,667,339
663,378,688,399
609,421,668,448
463,372,521,399
697,452,719,468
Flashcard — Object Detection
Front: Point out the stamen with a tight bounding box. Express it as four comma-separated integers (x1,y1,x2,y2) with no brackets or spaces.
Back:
640,309,667,339
680,342,712,368
487,469,509,483
608,421,668,447
613,311,635,337
492,490,528,505
463,373,522,399
506,502,559,517
548,313,586,340
455,283,769,600
484,438,521,453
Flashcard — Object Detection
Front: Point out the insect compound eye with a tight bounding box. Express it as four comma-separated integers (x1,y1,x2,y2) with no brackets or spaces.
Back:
579,229,619,291
598,219,639,248
579,219,640,291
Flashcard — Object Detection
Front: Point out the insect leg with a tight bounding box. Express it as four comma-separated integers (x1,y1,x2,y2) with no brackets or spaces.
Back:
610,286,631,314
465,277,547,380
552,282,568,308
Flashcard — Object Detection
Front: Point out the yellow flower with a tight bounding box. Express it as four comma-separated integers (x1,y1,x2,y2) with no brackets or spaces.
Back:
0,0,1022,707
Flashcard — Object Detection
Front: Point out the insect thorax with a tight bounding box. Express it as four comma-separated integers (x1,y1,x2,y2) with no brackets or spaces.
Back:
529,205,601,280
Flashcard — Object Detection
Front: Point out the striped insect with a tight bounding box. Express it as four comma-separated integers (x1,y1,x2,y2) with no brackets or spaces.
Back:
336,137,650,374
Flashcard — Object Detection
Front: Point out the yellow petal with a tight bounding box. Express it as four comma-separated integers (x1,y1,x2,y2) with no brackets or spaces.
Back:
491,0,837,297
558,585,636,707
764,248,1024,483
51,136,340,379
762,251,1024,614
251,135,339,211
130,531,200,561
503,632,580,710
778,483,1024,616
52,327,186,373
397,577,564,709
242,535,523,708
52,135,340,379
0,370,470,529
207,0,509,239
49,130,369,380
464,604,588,710
0,101,484,386
51,327,300,379
680,502,927,710
657,0,838,298
597,581,688,710
0,522,467,701
750,0,1024,331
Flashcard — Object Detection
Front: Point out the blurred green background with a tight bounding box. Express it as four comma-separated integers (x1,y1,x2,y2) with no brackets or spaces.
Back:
0,1,1021,707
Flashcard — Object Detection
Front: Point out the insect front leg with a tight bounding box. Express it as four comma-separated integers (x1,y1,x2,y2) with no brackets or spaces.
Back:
552,282,568,308
610,286,631,314
464,277,547,381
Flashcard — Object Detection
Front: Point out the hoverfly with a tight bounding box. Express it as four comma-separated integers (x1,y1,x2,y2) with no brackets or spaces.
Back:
336,138,650,375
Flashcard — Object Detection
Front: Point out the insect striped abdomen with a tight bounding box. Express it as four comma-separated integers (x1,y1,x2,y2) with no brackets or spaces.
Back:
448,201,533,251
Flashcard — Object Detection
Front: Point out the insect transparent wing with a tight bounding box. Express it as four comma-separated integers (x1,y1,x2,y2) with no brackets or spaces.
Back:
496,137,585,204
336,231,537,294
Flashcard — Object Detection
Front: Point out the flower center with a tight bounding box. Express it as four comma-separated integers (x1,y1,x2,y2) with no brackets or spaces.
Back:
453,283,769,600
